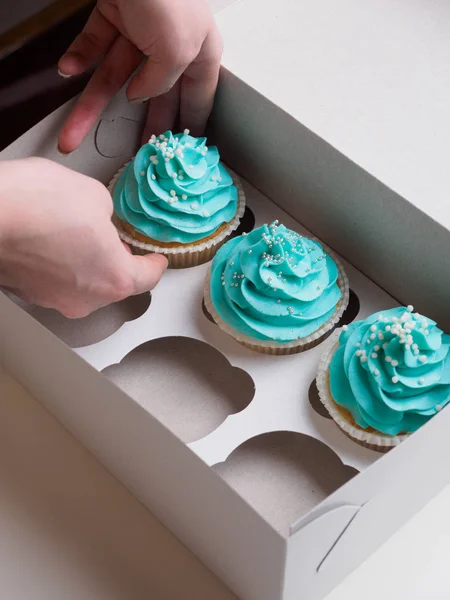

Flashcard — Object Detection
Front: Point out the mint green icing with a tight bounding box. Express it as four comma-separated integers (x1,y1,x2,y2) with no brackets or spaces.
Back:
210,222,342,342
329,306,450,435
113,130,238,244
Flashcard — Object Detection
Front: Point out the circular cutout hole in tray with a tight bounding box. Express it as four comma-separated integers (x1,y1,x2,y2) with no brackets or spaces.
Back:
308,379,332,419
337,289,360,328
103,336,255,443
231,205,255,238
214,431,358,536
201,299,215,324
26,293,151,348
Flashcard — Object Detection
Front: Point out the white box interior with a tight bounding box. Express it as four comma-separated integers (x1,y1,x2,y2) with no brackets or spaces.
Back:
10,169,397,536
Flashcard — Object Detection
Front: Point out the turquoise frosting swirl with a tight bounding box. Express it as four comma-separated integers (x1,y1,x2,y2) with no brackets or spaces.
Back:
210,222,343,342
113,130,238,244
329,306,450,435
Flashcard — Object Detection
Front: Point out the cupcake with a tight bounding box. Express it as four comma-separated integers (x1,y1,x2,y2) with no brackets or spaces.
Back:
109,130,245,268
204,221,349,354
317,306,450,452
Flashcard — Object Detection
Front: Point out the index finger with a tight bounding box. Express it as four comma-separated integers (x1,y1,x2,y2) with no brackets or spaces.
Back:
58,36,142,153
179,27,223,137
58,7,118,77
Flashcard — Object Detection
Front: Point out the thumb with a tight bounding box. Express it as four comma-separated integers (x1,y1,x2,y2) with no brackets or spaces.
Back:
129,252,168,294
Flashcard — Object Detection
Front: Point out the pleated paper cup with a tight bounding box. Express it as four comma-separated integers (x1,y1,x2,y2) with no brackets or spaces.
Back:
108,162,246,269
203,254,349,355
316,334,410,452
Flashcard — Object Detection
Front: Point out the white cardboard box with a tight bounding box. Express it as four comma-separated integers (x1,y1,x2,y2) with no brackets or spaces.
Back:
2,2,450,599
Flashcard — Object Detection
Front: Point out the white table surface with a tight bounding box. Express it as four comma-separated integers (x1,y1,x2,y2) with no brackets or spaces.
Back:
215,0,450,230
1,366,448,600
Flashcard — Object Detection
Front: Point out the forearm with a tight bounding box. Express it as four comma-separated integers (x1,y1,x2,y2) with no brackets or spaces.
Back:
0,160,21,287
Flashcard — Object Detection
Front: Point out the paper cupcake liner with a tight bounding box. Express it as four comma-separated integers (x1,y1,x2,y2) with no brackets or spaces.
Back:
316,334,410,452
203,252,350,355
108,162,246,269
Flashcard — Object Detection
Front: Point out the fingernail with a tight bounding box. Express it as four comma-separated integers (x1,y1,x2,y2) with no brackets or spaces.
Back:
57,68,72,79
57,146,70,156
129,96,150,104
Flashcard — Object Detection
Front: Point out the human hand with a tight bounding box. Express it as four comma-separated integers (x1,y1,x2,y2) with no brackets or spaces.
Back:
57,0,223,154
0,158,167,317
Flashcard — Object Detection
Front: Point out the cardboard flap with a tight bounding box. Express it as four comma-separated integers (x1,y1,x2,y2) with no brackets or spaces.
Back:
288,504,361,572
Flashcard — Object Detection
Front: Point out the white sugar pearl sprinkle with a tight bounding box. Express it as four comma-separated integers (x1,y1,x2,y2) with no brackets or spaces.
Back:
371,352,378,359
342,325,348,331
181,194,187,200
374,369,380,376
419,378,425,385
385,356,392,362
391,360,399,367
370,333,376,340
151,174,156,180
170,190,176,197
361,356,368,363
370,325,377,332
183,128,190,135
190,202,199,210
407,304,414,312
392,376,399,383
140,170,145,176
419,355,427,363
374,345,380,351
